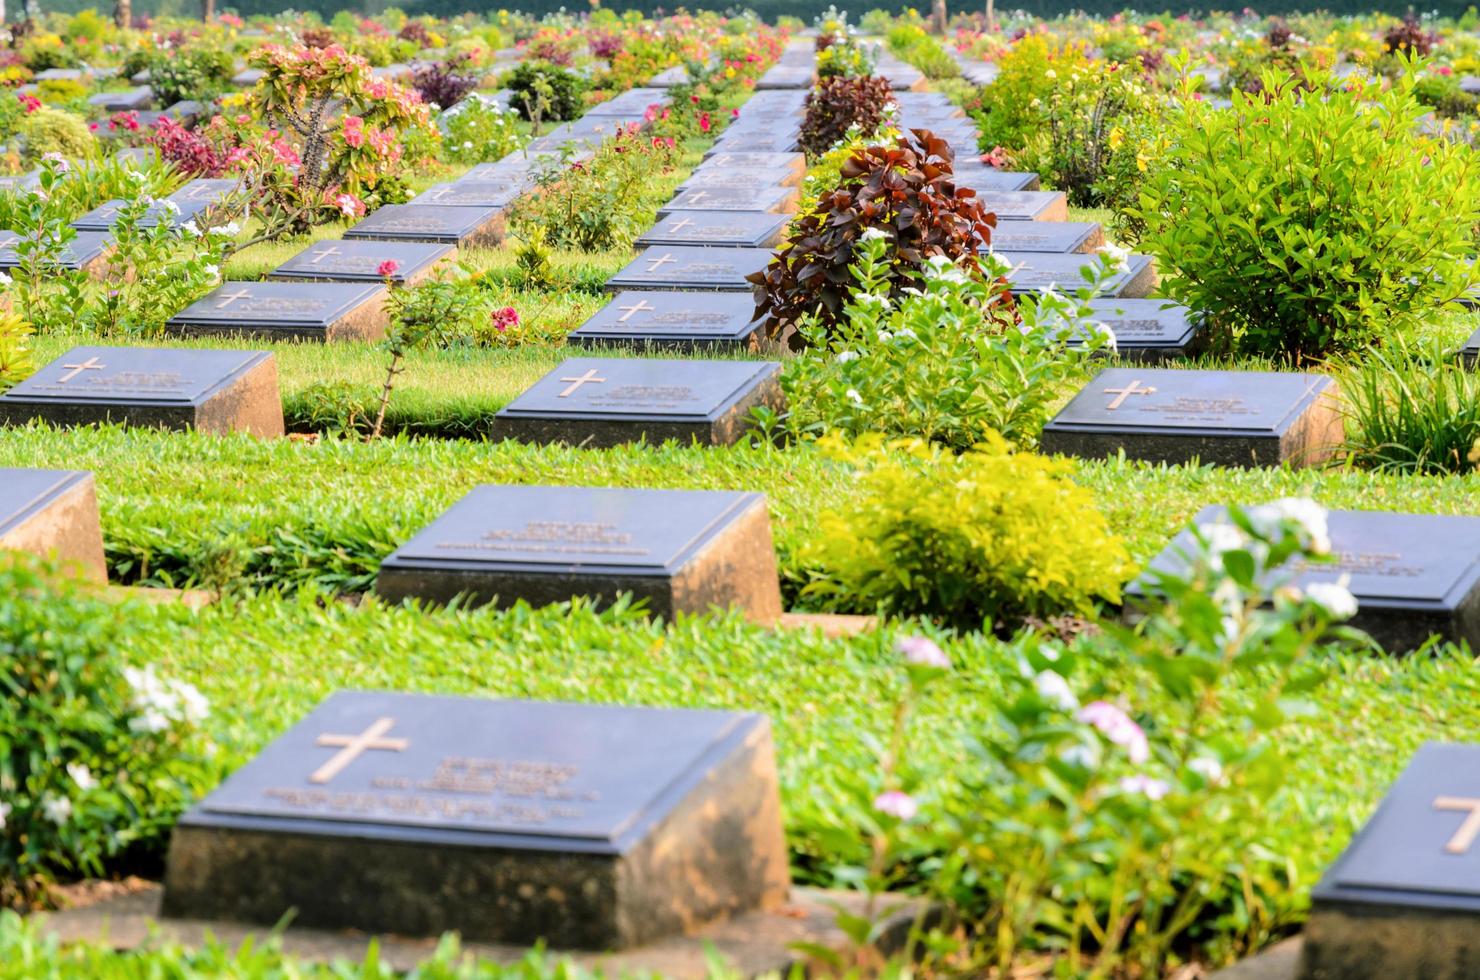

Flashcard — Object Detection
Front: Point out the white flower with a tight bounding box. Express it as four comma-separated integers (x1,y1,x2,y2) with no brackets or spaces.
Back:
859,227,890,242
1077,701,1149,764
1119,775,1171,800
218,221,242,237
1248,498,1331,554
1188,756,1224,784
42,795,72,825
852,292,889,309
174,681,209,724
1091,321,1117,351
42,152,70,174
1098,243,1131,272
1198,522,1248,560
1305,580,1359,620
180,220,201,238
201,263,219,280
1061,742,1099,769
462,140,474,149
1044,69,1056,79
873,790,918,819
894,327,916,339
66,763,96,791
1034,670,1079,711
131,709,170,734
0,272,11,286
845,388,864,406
158,199,181,217
896,635,950,668
0,801,9,830
836,350,860,363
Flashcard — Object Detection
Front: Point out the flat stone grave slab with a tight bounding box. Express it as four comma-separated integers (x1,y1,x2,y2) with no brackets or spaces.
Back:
977,191,1069,222
35,68,89,81
162,690,787,950
231,68,265,87
635,211,789,249
648,65,690,87
522,119,627,155
374,485,783,621
344,204,505,249
733,92,807,117
660,186,799,216
679,166,802,190
0,468,106,582
461,161,541,186
699,150,806,180
409,181,522,208
570,291,764,351
1071,299,1203,362
166,282,388,343
1459,326,1480,367
953,167,1041,193
167,178,237,207
756,66,813,89
72,197,216,232
999,251,1156,298
987,221,1102,253
1302,742,1480,977
0,346,283,437
0,229,112,277
707,131,801,154
87,87,153,112
1136,509,1480,654
493,357,781,448
588,87,669,117
606,246,769,292
270,240,453,287
0,172,41,192
1041,368,1341,468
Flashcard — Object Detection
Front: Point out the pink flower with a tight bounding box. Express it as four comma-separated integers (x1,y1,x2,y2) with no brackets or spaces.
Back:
981,145,1009,167
490,306,519,332
1076,701,1149,764
335,193,365,218
343,115,365,148
699,111,711,133
895,635,949,669
873,790,918,820
377,260,400,277
1438,65,1454,76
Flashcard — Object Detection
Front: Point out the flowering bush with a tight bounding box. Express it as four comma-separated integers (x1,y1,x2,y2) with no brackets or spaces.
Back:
506,60,588,124
970,35,1090,152
856,501,1360,974
780,233,1112,450
796,431,1133,631
750,129,995,349
439,97,526,166
1135,67,1480,360
0,556,214,905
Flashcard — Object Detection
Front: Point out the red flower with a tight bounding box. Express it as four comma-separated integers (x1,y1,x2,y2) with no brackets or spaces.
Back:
377,260,400,277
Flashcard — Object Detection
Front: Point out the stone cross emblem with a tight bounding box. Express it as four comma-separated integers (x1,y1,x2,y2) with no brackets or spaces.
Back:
558,368,607,397
214,288,254,310
645,253,678,274
308,246,343,264
310,717,409,785
57,356,106,383
1103,379,1157,410
616,299,655,323
1435,796,1480,854
667,217,696,234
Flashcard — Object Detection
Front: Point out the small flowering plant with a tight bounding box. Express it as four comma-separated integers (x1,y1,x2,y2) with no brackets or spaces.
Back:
920,500,1362,974
0,556,214,905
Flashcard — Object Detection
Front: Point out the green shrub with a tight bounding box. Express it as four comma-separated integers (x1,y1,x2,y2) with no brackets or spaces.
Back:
0,557,213,905
16,107,95,164
1338,344,1480,475
147,46,236,107
440,97,527,165
781,232,1107,450
505,60,588,123
970,35,1089,152
1136,68,1480,361
0,312,34,390
798,432,1133,631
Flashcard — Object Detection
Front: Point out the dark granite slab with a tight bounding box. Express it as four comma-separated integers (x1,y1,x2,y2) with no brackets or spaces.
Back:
587,87,669,118
1073,299,1203,362
410,181,522,208
374,484,783,621
976,191,1069,222
679,167,801,191
570,291,765,351
270,240,453,287
0,229,112,275
999,251,1156,298
635,211,789,249
87,86,153,112
987,221,1101,253
162,689,787,951
344,204,505,248
0,346,283,436
71,197,213,232
699,151,806,180
1041,368,1341,468
606,246,770,292
167,179,238,207
165,282,388,343
1301,742,1480,977
1136,509,1480,653
659,186,798,215
493,357,781,447
706,131,802,155
0,468,105,582
755,66,814,89
953,167,1041,193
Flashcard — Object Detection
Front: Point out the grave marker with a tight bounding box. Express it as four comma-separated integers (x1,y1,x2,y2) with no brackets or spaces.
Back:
0,346,284,436
999,251,1157,298
166,281,389,342
1134,508,1480,653
679,166,802,190
1040,367,1342,468
270,240,453,286
570,290,765,351
1070,299,1204,362
0,468,106,582
86,86,154,112
952,167,1042,193
635,211,789,249
606,246,769,292
1302,743,1480,978
344,204,506,249
660,186,799,215
699,151,806,180
987,221,1102,253
409,181,522,208
493,357,782,447
374,484,783,621
977,191,1069,222
162,691,788,949
0,229,112,277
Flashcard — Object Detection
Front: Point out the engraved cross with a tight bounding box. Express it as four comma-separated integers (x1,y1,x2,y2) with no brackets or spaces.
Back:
616,299,655,322
668,217,696,233
308,245,343,264
645,253,678,274
213,287,253,309
310,716,409,785
57,356,106,383
558,368,607,397
1103,379,1157,410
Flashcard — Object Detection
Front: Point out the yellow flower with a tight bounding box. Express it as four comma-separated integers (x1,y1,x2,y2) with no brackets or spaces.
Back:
1108,126,1125,151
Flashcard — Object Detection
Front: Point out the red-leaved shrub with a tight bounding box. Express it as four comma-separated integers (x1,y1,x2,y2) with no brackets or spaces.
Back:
800,73,894,158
